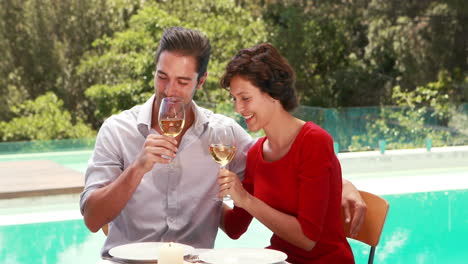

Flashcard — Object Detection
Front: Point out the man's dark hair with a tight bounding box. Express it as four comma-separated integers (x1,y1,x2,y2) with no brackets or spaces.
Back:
155,27,211,81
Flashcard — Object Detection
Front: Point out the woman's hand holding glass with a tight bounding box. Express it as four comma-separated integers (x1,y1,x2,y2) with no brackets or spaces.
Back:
217,168,252,208
209,126,236,201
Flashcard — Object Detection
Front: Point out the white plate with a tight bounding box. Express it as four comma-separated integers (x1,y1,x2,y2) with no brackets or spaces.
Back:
199,248,287,264
108,242,194,261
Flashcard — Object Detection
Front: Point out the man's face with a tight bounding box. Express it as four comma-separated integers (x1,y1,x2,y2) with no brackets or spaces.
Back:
154,51,206,107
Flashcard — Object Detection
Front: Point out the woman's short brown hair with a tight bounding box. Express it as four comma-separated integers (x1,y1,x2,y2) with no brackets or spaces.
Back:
220,43,298,112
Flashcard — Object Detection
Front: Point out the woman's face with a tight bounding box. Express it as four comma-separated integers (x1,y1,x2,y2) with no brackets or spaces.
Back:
229,75,277,132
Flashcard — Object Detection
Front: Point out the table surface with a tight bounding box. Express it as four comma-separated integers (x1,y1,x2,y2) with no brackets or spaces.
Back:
98,260,289,264
97,248,289,264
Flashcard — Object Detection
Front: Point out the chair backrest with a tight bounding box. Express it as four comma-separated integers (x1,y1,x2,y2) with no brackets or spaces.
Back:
342,190,389,263
102,223,109,236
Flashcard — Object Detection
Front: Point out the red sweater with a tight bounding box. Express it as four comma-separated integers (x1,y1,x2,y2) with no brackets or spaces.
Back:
224,122,354,264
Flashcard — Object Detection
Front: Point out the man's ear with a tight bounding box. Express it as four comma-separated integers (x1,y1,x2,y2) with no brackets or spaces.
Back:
196,72,208,90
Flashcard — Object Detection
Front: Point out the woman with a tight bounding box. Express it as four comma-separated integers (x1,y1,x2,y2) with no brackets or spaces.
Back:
218,43,355,263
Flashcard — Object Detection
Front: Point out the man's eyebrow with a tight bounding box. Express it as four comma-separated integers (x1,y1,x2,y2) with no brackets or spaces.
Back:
156,70,167,76
176,76,192,81
156,70,192,81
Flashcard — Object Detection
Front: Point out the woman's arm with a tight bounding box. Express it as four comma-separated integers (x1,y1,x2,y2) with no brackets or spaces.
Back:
219,169,316,251
243,194,316,251
218,174,254,239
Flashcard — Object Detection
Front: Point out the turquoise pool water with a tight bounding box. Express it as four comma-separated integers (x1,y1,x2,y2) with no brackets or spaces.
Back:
1,189,467,264
1,150,467,263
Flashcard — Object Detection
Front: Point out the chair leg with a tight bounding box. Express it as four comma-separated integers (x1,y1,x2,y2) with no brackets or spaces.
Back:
368,246,376,264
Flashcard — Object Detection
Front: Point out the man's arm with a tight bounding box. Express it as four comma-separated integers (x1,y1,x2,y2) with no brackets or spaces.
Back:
83,134,178,232
83,163,147,232
341,178,367,237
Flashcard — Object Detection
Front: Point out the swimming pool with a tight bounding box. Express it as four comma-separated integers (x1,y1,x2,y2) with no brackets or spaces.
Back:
1,189,467,264
1,150,467,264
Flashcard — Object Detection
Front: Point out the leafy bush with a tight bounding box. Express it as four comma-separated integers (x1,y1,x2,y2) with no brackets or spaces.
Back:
350,71,467,151
0,92,95,141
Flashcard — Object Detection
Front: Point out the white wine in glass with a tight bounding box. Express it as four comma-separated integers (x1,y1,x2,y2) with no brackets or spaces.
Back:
209,126,236,201
158,97,185,138
159,118,185,137
209,144,236,168
158,97,185,167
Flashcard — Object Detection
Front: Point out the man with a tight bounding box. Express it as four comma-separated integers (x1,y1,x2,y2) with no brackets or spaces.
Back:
80,26,366,255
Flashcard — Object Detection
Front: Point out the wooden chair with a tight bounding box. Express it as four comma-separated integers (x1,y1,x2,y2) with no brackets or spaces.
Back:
342,190,390,264
102,223,109,236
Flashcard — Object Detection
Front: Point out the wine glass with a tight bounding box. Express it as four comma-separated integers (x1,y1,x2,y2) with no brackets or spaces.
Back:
158,97,185,138
209,126,236,201
158,97,185,166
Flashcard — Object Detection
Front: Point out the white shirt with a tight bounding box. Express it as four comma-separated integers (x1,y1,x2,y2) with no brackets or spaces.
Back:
79,95,253,255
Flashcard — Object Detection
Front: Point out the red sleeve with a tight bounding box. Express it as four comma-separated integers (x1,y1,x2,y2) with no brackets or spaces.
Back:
223,181,254,239
223,141,260,239
296,128,335,242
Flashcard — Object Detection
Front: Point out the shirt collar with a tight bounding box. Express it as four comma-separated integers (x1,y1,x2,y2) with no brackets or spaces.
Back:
190,101,211,137
136,95,210,138
137,95,155,138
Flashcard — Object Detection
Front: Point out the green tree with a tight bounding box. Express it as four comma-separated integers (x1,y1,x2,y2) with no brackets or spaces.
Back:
0,0,142,123
1,0,466,146
245,0,467,109
79,0,267,128
257,1,393,107
365,0,467,102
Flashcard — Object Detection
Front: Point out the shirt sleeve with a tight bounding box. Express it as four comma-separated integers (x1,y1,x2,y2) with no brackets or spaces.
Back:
296,128,336,242
79,119,123,215
223,181,254,239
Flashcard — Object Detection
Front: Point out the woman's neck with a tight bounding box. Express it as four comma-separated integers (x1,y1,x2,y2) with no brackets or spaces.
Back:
263,111,305,152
